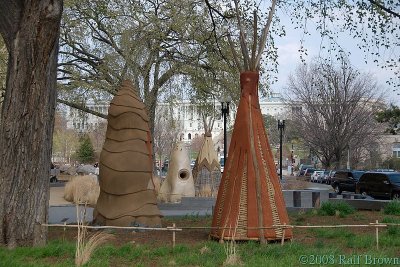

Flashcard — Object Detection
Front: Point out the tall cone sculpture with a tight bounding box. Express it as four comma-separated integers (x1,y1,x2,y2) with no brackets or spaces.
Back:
158,142,195,202
93,80,162,227
192,133,221,197
210,72,292,242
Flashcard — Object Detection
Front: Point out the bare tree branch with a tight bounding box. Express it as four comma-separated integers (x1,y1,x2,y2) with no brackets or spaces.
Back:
57,98,107,119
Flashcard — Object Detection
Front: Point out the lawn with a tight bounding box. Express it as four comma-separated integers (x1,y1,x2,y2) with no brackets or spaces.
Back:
1,203,400,266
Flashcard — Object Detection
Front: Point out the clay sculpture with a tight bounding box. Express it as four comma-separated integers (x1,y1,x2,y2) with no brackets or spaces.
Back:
158,142,195,202
192,133,221,197
93,80,162,227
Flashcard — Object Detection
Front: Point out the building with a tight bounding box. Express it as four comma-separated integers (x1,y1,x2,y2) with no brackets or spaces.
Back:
64,93,288,142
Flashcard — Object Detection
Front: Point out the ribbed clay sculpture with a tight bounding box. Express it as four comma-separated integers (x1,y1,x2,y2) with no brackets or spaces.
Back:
93,80,162,227
158,142,195,202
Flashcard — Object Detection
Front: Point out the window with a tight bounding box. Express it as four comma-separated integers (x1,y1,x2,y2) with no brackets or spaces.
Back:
188,133,192,140
393,143,400,158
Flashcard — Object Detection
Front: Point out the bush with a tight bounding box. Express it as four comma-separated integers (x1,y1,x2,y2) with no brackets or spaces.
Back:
64,175,99,205
318,201,355,217
383,200,400,215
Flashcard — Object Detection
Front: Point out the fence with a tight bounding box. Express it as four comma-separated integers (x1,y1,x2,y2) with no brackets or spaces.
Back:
42,219,399,249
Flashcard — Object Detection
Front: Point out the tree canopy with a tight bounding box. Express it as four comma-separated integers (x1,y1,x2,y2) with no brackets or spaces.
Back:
286,58,383,168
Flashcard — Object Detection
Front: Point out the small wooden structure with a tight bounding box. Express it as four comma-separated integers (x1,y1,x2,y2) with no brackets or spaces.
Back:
192,133,221,197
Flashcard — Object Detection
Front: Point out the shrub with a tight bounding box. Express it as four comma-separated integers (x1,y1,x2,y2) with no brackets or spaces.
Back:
383,200,400,215
64,175,99,205
382,217,400,235
76,135,95,164
318,201,355,217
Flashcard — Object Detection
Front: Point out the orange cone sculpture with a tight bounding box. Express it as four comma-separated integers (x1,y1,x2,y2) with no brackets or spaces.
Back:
93,80,162,227
210,72,292,242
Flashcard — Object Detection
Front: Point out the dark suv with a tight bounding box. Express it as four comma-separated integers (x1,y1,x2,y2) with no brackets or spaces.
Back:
356,172,400,199
330,170,365,194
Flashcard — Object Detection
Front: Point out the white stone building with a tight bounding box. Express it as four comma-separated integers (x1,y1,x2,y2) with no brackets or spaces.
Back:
65,93,288,141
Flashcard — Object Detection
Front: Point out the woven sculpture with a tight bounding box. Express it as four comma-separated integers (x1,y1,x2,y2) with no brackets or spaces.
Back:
192,133,221,197
93,80,162,227
158,142,195,202
210,71,292,242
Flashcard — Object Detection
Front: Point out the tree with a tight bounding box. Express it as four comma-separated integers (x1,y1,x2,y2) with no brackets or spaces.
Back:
0,37,6,111
376,104,400,134
0,1,63,247
52,112,80,163
58,0,227,136
286,58,383,169
76,135,95,164
153,105,182,173
281,0,400,89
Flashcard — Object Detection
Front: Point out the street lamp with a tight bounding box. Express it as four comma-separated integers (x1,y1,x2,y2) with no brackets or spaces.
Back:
221,97,231,165
277,120,285,180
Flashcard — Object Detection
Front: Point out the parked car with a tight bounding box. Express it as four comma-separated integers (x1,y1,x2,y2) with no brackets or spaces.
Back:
326,170,336,185
220,157,225,173
318,170,331,184
297,164,314,176
356,172,400,199
304,168,315,179
310,170,325,182
330,170,365,194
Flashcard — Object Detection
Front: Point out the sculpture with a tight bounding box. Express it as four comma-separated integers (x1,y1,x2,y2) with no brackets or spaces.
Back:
192,132,221,197
210,0,292,242
158,142,195,202
93,80,162,227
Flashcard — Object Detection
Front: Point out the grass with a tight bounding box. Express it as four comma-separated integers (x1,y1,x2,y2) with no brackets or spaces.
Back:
317,201,355,217
383,199,400,215
1,236,400,267
3,211,400,266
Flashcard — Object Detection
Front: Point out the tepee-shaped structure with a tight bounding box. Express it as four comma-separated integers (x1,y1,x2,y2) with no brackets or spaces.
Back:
158,142,195,202
192,132,221,197
93,80,162,227
210,0,292,243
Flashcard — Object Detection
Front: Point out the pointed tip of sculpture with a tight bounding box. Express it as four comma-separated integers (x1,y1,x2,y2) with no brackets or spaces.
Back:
120,80,139,95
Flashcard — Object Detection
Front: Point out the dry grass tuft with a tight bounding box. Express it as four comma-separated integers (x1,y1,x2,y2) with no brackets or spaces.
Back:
223,222,243,266
75,231,114,266
168,259,176,266
64,175,99,205
199,245,210,254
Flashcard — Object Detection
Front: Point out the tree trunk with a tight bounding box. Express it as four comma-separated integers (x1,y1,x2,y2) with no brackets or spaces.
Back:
0,0,63,248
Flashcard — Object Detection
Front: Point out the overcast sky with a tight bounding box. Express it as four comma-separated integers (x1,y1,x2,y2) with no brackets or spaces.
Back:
269,8,400,106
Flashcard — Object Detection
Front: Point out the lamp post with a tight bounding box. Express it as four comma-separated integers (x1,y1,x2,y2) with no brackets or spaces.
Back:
221,98,231,165
277,120,285,180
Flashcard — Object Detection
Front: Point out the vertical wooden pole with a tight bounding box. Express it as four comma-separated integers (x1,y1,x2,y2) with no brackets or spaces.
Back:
172,223,176,248
375,220,379,250
281,224,286,246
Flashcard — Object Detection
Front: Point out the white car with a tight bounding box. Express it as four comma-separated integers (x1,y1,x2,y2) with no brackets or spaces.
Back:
311,170,325,182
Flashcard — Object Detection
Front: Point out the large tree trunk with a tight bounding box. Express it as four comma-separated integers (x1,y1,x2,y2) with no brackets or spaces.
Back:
0,0,63,248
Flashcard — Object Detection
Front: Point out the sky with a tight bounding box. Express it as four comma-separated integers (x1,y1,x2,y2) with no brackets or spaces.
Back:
268,6,400,106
